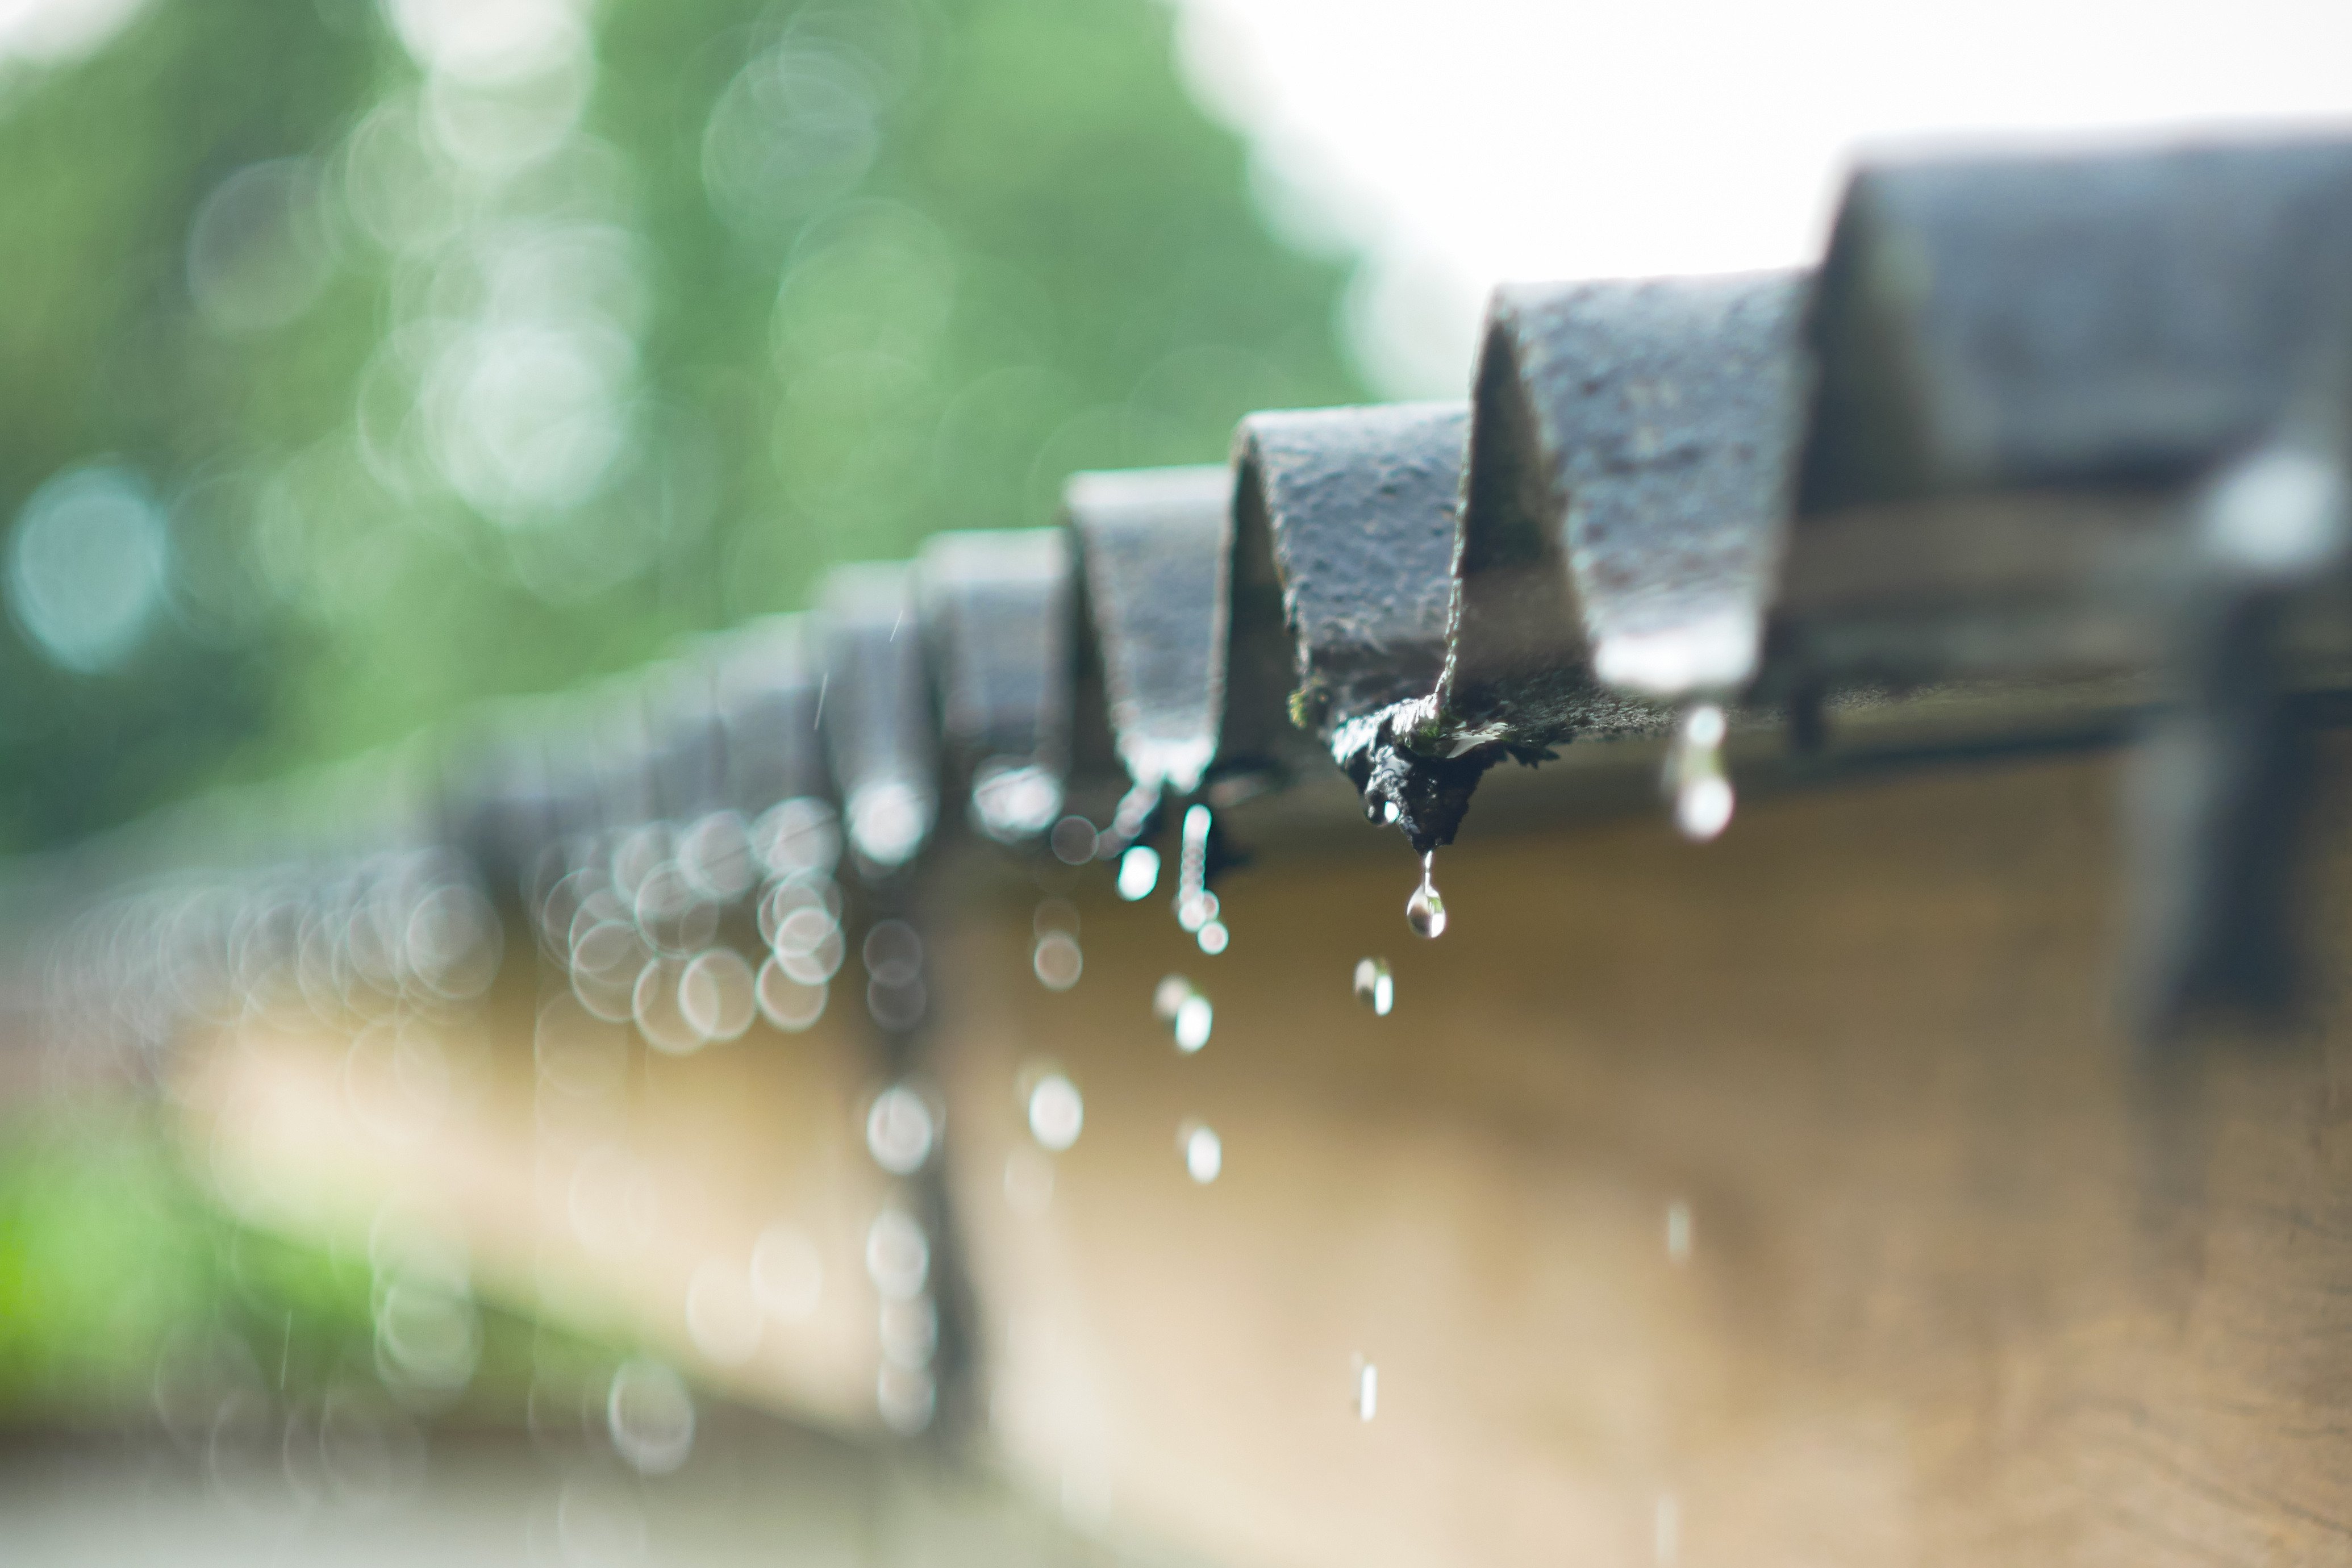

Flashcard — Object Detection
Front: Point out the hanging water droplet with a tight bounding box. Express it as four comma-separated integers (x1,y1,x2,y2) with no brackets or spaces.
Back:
1353,957,1394,1015
1665,702,1734,842
1178,1119,1221,1183
1172,804,1216,932
1405,853,1446,939
1103,778,1161,858
970,758,1063,843
1116,845,1160,900
1352,1356,1378,1422
1196,919,1229,954
1173,994,1212,1053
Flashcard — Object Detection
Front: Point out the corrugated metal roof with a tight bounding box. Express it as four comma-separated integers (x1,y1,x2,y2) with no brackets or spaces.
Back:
34,122,2352,1049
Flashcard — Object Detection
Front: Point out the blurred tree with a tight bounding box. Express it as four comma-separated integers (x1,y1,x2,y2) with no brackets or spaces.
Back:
0,0,1366,853
0,0,1366,1422
0,1,374,850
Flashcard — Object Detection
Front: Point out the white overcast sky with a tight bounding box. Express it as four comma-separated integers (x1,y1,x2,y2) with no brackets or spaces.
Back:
14,0,2352,399
1167,0,2352,396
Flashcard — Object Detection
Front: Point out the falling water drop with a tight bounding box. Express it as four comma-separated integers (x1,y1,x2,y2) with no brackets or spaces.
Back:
1154,974,1214,1053
607,1360,695,1475
1665,702,1734,843
1352,957,1394,1015
865,1208,929,1300
1173,994,1212,1053
1153,974,1194,1023
678,948,756,1042
1116,845,1160,901
1178,1120,1221,1183
1033,931,1083,991
1666,1199,1692,1264
755,956,826,1032
1196,920,1229,955
865,1085,935,1175
1405,853,1446,939
1352,1356,1378,1422
1027,1073,1084,1151
1176,892,1219,932
1049,815,1099,866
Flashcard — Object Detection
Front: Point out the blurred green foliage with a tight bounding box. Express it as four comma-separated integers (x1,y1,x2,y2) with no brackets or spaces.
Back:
0,1102,598,1426
0,0,1362,1423
0,0,1363,853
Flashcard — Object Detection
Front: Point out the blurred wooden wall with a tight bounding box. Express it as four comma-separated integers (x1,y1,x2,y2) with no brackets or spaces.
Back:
184,736,2352,1566
943,738,2352,1568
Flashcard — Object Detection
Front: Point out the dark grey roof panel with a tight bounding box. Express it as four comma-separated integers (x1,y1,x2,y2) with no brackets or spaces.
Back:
1327,273,1808,855
819,564,939,878
915,528,1074,844
704,615,831,815
436,696,579,904
1450,270,1810,729
1799,135,2352,511
637,659,727,823
1062,466,1232,801
1778,132,2352,1040
1231,403,1465,757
